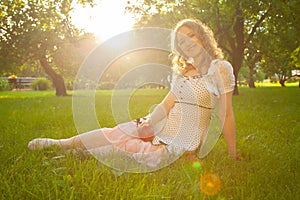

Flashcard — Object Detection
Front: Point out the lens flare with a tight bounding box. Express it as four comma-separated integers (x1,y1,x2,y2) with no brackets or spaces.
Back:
199,173,221,195
192,161,202,170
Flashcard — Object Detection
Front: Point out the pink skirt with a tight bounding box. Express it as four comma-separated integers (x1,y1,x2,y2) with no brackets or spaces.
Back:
87,121,181,172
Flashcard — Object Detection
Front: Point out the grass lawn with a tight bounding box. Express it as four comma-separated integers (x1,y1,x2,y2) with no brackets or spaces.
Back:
0,87,299,199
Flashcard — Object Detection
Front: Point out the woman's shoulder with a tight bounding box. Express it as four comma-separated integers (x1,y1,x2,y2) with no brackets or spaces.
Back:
208,59,233,75
211,59,233,69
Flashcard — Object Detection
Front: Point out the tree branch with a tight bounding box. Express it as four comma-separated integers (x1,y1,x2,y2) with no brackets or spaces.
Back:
245,2,273,45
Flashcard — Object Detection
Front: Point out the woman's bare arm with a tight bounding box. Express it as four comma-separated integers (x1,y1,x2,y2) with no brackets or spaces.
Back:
147,91,175,125
218,91,236,158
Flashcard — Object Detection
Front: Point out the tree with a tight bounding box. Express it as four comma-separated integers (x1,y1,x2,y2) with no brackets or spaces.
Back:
244,45,263,88
290,47,300,87
0,0,96,96
256,0,300,87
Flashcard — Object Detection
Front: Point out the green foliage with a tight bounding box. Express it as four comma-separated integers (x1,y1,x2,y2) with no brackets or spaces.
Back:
290,46,300,69
0,0,97,96
0,77,10,91
256,1,300,85
30,78,52,91
0,88,299,199
237,65,250,82
98,82,115,90
65,79,74,90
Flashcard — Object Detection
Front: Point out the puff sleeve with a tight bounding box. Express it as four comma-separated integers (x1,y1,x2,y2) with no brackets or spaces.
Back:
203,59,235,97
214,60,235,95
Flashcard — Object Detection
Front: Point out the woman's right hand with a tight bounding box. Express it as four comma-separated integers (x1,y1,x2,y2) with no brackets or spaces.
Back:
137,121,155,142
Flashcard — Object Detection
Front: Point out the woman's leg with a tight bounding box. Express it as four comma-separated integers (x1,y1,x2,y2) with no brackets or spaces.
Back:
28,129,111,150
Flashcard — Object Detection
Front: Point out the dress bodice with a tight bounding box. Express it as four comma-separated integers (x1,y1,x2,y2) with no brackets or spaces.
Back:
152,59,235,152
171,74,217,109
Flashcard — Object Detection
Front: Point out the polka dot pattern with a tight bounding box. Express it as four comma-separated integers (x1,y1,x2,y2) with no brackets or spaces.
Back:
152,59,235,152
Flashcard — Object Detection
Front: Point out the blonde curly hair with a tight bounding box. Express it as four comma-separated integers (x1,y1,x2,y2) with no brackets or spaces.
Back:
170,19,224,74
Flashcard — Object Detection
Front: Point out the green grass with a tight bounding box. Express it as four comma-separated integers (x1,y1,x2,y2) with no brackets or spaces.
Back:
0,88,299,199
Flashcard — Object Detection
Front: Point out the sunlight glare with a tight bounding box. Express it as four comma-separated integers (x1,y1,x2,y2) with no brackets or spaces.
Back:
71,0,136,43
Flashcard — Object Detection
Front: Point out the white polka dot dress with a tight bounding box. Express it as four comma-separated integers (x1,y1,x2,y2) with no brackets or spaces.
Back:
152,59,235,153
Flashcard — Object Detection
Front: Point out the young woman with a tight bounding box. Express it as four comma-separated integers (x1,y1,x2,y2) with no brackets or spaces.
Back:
28,19,237,171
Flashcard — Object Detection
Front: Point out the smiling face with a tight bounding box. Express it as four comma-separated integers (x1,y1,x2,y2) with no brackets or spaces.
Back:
176,26,206,59
171,19,224,75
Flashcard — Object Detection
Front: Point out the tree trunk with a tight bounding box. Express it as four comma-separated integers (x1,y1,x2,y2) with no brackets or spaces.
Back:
279,79,286,87
248,66,256,88
231,5,245,95
248,78,256,88
232,69,240,95
39,56,67,96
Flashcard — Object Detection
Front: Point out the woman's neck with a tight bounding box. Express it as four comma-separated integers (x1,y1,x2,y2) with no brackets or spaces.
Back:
194,55,212,75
